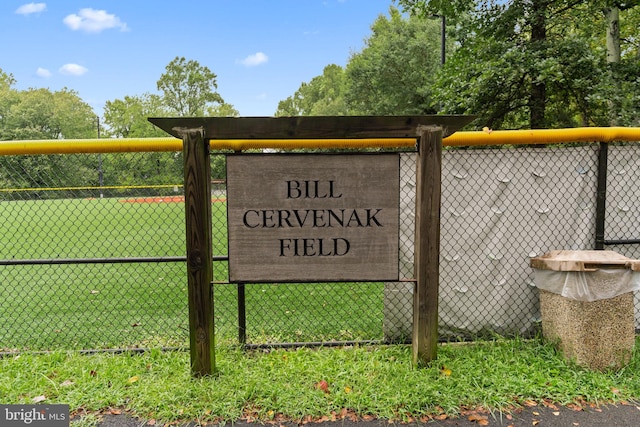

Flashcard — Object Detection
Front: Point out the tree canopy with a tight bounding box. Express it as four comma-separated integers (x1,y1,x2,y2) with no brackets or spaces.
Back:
345,7,442,115
393,0,640,128
0,71,96,141
276,8,442,117
104,57,238,138
156,56,225,117
2,4,640,143
278,2,639,129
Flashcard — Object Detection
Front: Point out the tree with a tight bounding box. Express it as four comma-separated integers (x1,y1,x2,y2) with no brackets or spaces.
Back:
395,0,640,128
207,102,240,117
0,76,98,193
599,0,640,124
345,7,442,115
275,64,348,116
1,86,95,140
275,8,443,117
0,69,18,137
103,93,167,138
105,57,238,136
156,56,225,116
102,58,238,188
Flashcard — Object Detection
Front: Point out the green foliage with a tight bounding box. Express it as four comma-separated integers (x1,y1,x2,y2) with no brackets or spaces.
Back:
0,70,98,190
0,85,95,140
103,57,238,142
2,339,640,424
277,8,443,117
156,56,224,117
276,64,349,116
103,94,167,138
389,0,640,129
207,102,240,117
345,7,442,115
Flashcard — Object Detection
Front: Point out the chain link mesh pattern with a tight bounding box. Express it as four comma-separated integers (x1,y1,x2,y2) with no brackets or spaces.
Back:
0,144,638,351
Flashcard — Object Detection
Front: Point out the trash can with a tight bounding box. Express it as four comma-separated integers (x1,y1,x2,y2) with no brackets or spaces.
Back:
530,250,640,370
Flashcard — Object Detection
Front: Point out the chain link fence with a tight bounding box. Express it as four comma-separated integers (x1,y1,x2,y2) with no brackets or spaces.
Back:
0,142,638,352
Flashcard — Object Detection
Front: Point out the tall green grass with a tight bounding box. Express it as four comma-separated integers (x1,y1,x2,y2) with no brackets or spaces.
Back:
2,338,640,424
0,197,384,351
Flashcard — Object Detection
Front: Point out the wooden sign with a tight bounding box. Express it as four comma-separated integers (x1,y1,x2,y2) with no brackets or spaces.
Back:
227,153,400,282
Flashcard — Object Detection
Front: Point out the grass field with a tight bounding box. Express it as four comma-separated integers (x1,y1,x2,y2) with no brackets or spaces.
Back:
0,196,385,351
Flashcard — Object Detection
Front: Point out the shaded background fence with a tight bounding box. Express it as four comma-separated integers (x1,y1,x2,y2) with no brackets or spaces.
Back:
1,139,639,352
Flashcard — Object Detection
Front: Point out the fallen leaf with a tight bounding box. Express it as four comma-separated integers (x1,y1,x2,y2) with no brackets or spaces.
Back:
339,408,348,419
553,411,560,416
109,409,122,415
32,395,46,403
532,421,539,426
468,413,489,423
532,411,539,416
478,420,489,426
572,423,579,426
611,388,620,394
315,380,329,394
524,400,538,407
60,380,74,387
434,414,448,420
128,375,139,384
440,366,452,376
148,419,156,425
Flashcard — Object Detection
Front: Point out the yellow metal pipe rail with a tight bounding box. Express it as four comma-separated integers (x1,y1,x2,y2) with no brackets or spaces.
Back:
446,127,640,147
1,127,639,155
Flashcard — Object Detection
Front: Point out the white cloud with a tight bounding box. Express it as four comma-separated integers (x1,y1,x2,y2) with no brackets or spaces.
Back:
59,63,88,76
63,8,128,33
239,52,269,67
15,2,46,15
36,67,51,78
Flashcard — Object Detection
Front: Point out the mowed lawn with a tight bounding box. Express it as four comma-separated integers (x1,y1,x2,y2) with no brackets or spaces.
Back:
0,197,384,351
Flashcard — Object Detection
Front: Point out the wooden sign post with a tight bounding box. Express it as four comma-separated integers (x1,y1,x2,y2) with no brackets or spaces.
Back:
149,116,471,377
180,127,215,376
412,126,443,367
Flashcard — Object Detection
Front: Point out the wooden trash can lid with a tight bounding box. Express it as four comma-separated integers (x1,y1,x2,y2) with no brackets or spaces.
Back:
530,250,640,272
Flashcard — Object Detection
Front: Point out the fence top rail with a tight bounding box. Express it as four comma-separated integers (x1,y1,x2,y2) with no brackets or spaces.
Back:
446,126,640,147
1,126,640,155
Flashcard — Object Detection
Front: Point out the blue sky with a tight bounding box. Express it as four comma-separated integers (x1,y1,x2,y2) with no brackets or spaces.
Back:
3,0,396,117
